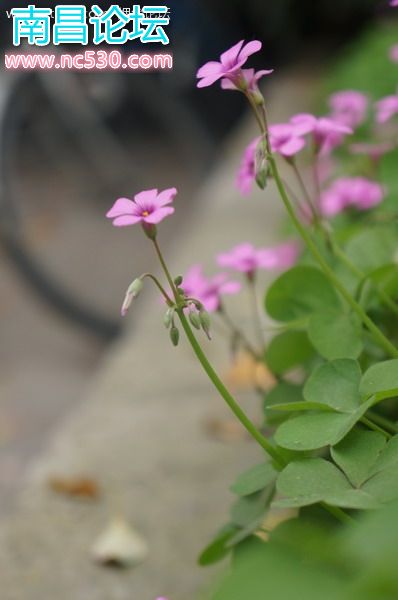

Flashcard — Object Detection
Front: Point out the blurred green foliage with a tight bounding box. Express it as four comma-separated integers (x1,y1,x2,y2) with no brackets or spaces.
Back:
324,22,398,100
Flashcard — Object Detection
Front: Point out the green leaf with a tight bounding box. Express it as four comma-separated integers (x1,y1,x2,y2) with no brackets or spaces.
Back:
265,330,315,375
198,524,240,566
274,409,369,452
230,491,269,528
275,458,379,510
368,435,398,477
345,227,398,275
360,359,398,402
265,266,340,323
331,429,386,487
275,458,351,507
362,467,398,504
304,359,361,412
264,382,302,426
268,401,336,413
308,310,363,360
230,463,277,497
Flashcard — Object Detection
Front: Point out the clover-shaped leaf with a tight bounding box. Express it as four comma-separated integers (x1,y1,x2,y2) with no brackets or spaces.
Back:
265,330,315,375
230,463,277,497
360,359,398,403
265,266,340,323
331,429,386,488
274,458,378,510
274,360,373,451
275,431,398,510
308,310,363,361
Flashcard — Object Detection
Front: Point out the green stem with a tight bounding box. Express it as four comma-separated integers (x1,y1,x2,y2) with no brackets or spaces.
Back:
290,160,319,223
141,273,173,304
178,308,285,466
151,236,284,466
218,305,261,359
247,276,266,351
361,416,392,439
249,101,398,359
367,410,398,435
152,238,178,299
271,158,398,357
321,503,355,525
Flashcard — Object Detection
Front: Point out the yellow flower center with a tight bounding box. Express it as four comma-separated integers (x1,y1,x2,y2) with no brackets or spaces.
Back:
142,210,149,217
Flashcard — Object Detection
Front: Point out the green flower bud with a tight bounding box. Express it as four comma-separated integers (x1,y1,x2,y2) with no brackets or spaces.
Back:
199,310,211,340
164,308,174,329
189,310,201,330
121,278,144,316
127,278,144,298
174,276,183,286
170,326,180,347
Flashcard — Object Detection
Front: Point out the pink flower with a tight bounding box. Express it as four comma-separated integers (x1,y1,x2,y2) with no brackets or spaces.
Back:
290,113,353,154
389,44,398,63
217,242,299,275
391,0,398,6
236,137,261,196
181,265,241,312
329,90,368,128
221,67,273,92
320,177,384,217
106,188,177,227
375,94,398,124
196,40,262,89
269,123,306,157
350,142,393,161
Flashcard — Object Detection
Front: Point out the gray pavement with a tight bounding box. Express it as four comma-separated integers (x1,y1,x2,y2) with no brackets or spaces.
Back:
0,73,317,600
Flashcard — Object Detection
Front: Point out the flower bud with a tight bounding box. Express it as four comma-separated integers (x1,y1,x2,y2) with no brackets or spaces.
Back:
164,308,174,329
121,278,144,317
174,276,183,286
170,326,180,347
199,310,211,340
255,164,269,190
189,310,201,330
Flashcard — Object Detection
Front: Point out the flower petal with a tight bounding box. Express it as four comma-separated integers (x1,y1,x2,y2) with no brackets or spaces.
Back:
112,215,143,227
134,189,158,209
156,187,177,207
221,78,238,91
279,136,306,156
220,40,245,68
196,61,223,79
106,197,135,218
197,72,225,88
254,69,274,82
144,206,175,224
238,40,262,62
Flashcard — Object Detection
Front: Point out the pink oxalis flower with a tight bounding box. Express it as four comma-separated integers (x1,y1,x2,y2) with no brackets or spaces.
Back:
320,177,384,217
375,94,398,124
181,265,241,313
236,137,261,196
269,123,306,157
106,188,177,227
329,90,368,129
221,67,273,92
217,242,299,276
196,40,265,89
290,113,353,154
